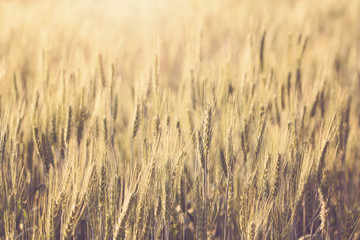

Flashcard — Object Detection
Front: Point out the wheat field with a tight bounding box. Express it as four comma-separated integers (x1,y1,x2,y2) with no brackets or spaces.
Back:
0,0,359,239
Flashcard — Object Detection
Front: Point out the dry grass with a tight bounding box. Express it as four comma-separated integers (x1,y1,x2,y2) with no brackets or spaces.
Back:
0,0,360,239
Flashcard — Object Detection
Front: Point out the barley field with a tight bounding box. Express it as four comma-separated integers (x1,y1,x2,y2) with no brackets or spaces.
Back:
0,0,360,239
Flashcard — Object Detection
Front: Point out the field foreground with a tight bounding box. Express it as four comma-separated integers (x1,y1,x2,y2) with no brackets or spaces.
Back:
0,0,360,239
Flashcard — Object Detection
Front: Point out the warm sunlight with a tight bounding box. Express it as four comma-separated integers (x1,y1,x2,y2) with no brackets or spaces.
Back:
0,0,359,239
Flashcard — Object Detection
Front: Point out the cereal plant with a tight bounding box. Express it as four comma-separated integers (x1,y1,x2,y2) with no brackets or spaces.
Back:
0,0,359,239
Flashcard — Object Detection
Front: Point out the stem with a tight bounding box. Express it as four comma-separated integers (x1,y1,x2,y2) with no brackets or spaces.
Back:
293,220,297,240
303,199,306,235
99,210,103,240
224,172,230,240
310,192,318,240
326,220,330,240
203,155,207,240
153,220,157,240
184,172,187,240
166,216,170,240
183,214,186,240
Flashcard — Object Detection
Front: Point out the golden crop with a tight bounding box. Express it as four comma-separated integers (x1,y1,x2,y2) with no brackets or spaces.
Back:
0,0,359,239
